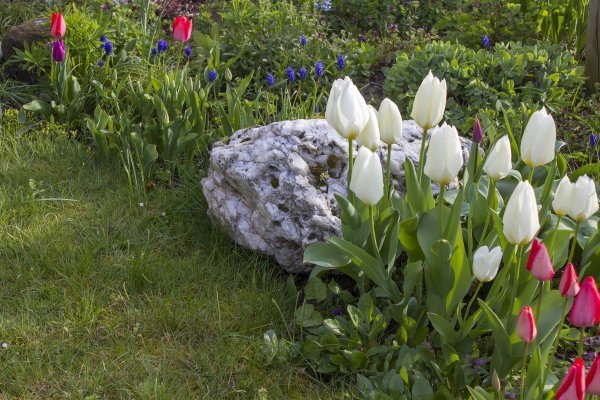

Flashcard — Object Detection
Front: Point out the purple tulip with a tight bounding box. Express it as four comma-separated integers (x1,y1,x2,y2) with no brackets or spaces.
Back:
52,40,65,62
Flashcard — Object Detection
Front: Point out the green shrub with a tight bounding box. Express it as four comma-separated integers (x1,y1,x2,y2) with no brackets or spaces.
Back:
384,40,585,133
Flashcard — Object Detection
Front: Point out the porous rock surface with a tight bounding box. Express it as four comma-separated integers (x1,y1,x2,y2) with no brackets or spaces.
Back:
201,119,471,272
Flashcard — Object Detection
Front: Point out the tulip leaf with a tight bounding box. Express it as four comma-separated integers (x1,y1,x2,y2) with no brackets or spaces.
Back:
428,313,459,345
326,237,402,302
581,231,600,278
22,100,52,118
398,216,424,261
478,299,514,377
467,386,492,400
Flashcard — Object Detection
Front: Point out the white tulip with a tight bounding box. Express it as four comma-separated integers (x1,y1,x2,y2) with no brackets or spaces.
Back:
423,123,463,185
410,70,447,130
378,98,403,145
502,181,540,245
357,105,381,152
520,107,556,167
350,146,384,206
325,77,369,140
567,175,599,222
552,176,574,217
473,246,503,282
483,136,512,181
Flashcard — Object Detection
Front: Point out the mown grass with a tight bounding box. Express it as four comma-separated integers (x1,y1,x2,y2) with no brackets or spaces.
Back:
0,111,343,399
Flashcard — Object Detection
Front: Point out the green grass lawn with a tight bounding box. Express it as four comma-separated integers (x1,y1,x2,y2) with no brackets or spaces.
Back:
0,113,341,399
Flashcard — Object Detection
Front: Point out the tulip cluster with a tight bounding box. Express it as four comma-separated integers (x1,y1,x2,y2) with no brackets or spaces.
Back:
325,76,405,206
556,356,600,399
50,12,66,63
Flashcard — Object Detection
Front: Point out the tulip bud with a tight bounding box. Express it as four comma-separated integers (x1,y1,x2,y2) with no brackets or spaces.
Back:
569,276,600,328
50,12,66,39
567,175,599,222
586,356,600,395
423,123,463,185
491,370,501,393
325,77,370,140
483,135,512,181
559,263,580,298
553,176,574,217
224,68,233,82
357,106,381,152
526,239,555,281
410,70,447,130
516,306,537,343
173,16,193,42
472,246,502,282
52,40,65,62
502,181,540,245
350,147,384,206
555,358,585,400
520,107,556,168
472,115,483,143
377,98,403,145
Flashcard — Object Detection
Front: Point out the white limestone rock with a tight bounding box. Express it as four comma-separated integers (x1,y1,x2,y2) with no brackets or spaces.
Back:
201,119,471,272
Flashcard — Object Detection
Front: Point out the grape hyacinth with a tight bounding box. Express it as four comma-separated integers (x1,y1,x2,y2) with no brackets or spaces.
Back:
157,39,168,53
298,67,307,80
316,0,331,11
103,41,113,56
591,133,599,147
315,60,324,78
184,46,191,58
151,47,157,56
266,73,275,87
100,35,107,43
98,60,105,67
337,54,345,71
209,69,218,83
301,35,307,46
286,66,296,83
482,35,491,50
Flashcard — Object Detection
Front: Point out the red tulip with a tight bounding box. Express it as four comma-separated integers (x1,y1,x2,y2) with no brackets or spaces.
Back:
173,16,192,42
526,238,555,281
559,263,580,298
516,306,537,343
569,277,600,328
555,358,585,400
50,12,66,39
587,356,600,395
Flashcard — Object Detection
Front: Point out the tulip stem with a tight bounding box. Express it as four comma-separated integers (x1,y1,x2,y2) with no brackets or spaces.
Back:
520,342,529,400
547,215,562,262
438,184,445,239
384,144,393,201
480,179,497,243
417,128,428,182
541,298,568,393
508,246,523,320
370,206,383,265
347,139,354,199
535,281,544,323
579,327,585,358
527,167,534,183
464,281,483,322
567,221,581,265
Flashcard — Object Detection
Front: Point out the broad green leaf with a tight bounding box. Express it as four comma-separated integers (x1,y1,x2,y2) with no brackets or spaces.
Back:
294,304,323,328
304,277,327,301
428,313,459,345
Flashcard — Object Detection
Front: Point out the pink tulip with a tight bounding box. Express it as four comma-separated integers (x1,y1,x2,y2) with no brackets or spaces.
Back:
516,306,537,343
173,16,192,42
526,238,555,281
587,356,600,395
555,358,585,400
50,12,66,39
559,263,580,298
569,277,600,328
